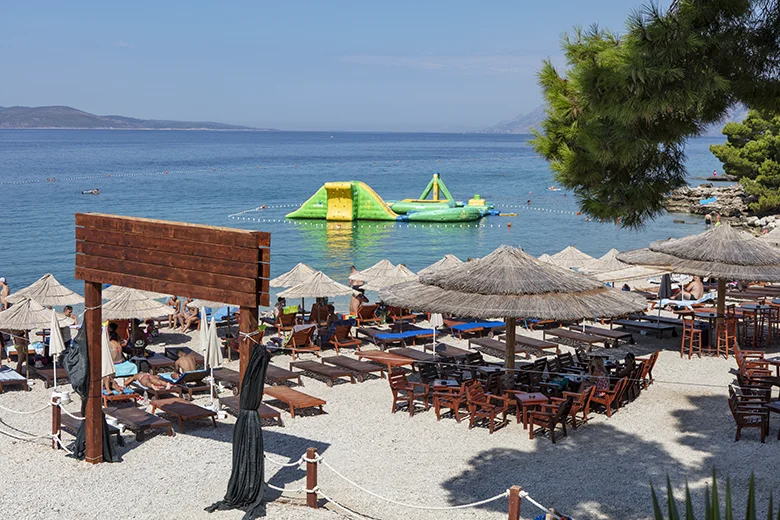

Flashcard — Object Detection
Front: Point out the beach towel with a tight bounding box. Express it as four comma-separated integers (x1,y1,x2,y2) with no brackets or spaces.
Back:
114,360,138,377
659,292,716,309
102,387,136,396
159,370,207,384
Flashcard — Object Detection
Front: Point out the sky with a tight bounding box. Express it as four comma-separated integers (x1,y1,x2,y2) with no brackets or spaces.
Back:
1,1,668,132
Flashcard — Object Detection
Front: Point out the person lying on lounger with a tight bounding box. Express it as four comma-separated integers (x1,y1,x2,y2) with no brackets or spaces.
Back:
103,375,125,393
174,350,198,376
123,372,172,390
678,276,704,300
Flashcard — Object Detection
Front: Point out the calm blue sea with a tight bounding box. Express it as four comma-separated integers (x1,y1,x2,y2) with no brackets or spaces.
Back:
0,130,725,308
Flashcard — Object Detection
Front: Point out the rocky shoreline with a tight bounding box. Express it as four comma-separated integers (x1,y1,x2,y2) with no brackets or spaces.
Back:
663,183,780,230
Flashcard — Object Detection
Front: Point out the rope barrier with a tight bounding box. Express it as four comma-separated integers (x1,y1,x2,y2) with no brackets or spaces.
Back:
0,402,51,415
520,490,562,519
264,453,306,467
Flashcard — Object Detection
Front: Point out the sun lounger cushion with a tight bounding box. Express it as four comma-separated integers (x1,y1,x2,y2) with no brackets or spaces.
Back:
659,292,716,309
102,388,136,396
114,360,138,377
0,366,27,383
450,321,504,331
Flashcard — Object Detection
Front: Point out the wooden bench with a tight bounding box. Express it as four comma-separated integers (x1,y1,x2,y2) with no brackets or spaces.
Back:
104,404,173,441
388,348,436,363
612,319,677,338
60,411,124,446
543,328,607,347
356,350,416,371
0,366,29,393
30,366,67,389
264,386,326,418
627,314,682,327
493,335,561,356
424,343,471,359
356,327,410,349
221,395,283,427
150,398,217,432
471,337,534,359
322,356,387,382
289,360,355,387
266,364,303,386
145,353,176,374
568,325,634,347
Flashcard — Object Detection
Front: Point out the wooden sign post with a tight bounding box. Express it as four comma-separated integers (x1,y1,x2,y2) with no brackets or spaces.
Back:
75,213,269,463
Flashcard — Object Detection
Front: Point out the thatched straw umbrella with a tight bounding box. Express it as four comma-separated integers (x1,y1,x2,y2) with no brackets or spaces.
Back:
580,249,627,274
593,265,669,285
550,246,594,269
269,263,318,288
380,245,647,370
618,224,780,316
417,255,463,277
102,288,173,321
278,271,353,299
102,284,168,301
537,253,555,264
363,264,418,291
7,273,84,307
350,259,395,284
0,297,70,377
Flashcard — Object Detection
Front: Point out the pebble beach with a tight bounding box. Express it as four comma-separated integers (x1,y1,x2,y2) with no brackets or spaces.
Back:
1,317,778,520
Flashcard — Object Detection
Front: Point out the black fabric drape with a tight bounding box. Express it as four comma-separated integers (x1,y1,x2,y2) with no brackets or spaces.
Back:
63,325,120,462
206,344,270,519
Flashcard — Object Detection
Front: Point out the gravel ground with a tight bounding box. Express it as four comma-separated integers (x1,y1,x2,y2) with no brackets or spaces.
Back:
1,318,778,520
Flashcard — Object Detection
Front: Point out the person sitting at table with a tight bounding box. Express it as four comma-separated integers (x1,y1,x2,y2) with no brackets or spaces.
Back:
586,357,610,396
680,276,704,300
166,295,181,328
613,353,636,379
173,349,199,376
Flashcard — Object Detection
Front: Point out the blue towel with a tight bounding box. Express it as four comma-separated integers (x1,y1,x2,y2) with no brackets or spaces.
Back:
114,360,138,377
159,370,206,384
450,321,504,331
102,388,135,396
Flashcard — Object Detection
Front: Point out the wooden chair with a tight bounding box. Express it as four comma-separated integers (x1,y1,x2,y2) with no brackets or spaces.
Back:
275,312,298,333
415,362,439,385
283,326,320,360
550,386,594,428
680,316,702,359
557,352,574,369
388,371,429,417
635,351,659,389
728,386,769,442
356,304,381,327
465,381,510,433
328,324,362,353
528,396,574,443
590,377,627,418
388,307,416,323
432,383,466,422
716,317,738,358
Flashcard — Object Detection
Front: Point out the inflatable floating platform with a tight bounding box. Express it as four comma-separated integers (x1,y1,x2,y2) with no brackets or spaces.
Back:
286,174,498,223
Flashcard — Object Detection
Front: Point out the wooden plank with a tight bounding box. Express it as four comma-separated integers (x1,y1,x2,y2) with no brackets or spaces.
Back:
239,306,259,387
76,254,258,294
77,241,261,279
76,227,264,264
84,281,103,464
75,267,262,308
76,213,270,248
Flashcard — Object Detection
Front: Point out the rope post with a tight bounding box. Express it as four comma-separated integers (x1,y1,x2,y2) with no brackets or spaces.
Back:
508,486,522,520
306,447,318,509
51,396,61,450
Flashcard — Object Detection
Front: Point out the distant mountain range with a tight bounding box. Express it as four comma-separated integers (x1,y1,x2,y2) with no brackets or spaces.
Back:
479,105,749,137
0,105,273,130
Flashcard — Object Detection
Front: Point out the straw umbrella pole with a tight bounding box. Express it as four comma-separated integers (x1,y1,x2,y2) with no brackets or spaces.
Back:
618,225,780,317
381,245,647,371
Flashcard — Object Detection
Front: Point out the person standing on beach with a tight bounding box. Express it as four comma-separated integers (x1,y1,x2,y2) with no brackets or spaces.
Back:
0,277,9,310
714,213,722,227
704,213,712,228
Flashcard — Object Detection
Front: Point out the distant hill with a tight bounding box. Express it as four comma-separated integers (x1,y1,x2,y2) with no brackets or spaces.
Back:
0,105,273,130
480,104,749,136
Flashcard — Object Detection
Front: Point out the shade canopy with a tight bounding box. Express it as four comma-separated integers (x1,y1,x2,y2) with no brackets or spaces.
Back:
618,225,780,281
102,284,168,301
580,249,628,274
7,273,84,307
102,288,173,321
363,264,419,292
278,271,353,299
550,246,595,269
350,259,395,283
0,296,69,330
417,255,464,277
593,264,670,284
380,245,647,321
269,263,318,288
537,254,555,264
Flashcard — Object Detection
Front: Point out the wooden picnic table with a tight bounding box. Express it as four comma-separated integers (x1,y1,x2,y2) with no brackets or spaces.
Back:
150,397,217,432
264,386,326,418
289,360,356,386
543,328,607,347
221,395,283,427
496,335,561,356
30,366,68,389
322,355,387,382
612,319,677,338
423,343,471,359
356,349,416,371
513,392,549,429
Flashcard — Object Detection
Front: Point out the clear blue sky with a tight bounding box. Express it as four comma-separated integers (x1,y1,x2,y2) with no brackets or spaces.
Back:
2,1,665,132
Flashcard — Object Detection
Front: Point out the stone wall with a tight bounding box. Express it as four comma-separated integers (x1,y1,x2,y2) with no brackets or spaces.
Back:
663,183,754,217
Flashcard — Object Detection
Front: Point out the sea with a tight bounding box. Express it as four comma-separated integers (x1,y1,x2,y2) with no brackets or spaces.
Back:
0,130,726,310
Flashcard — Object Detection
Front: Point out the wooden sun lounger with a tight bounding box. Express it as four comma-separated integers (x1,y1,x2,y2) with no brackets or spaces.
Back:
627,314,682,327
569,325,635,347
321,356,387,382
264,386,326,418
145,353,176,374
266,364,303,386
30,366,67,389
543,328,608,347
289,360,355,387
388,348,436,363
163,346,205,365
499,335,562,356
356,349,416,371
60,411,124,446
220,395,283,426
104,404,173,441
212,367,241,390
423,343,471,359
0,366,28,393
356,327,409,349
612,319,677,338
150,398,217,432
469,337,533,359
128,380,185,401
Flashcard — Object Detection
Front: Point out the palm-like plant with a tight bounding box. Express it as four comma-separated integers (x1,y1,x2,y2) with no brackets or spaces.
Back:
651,473,778,520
